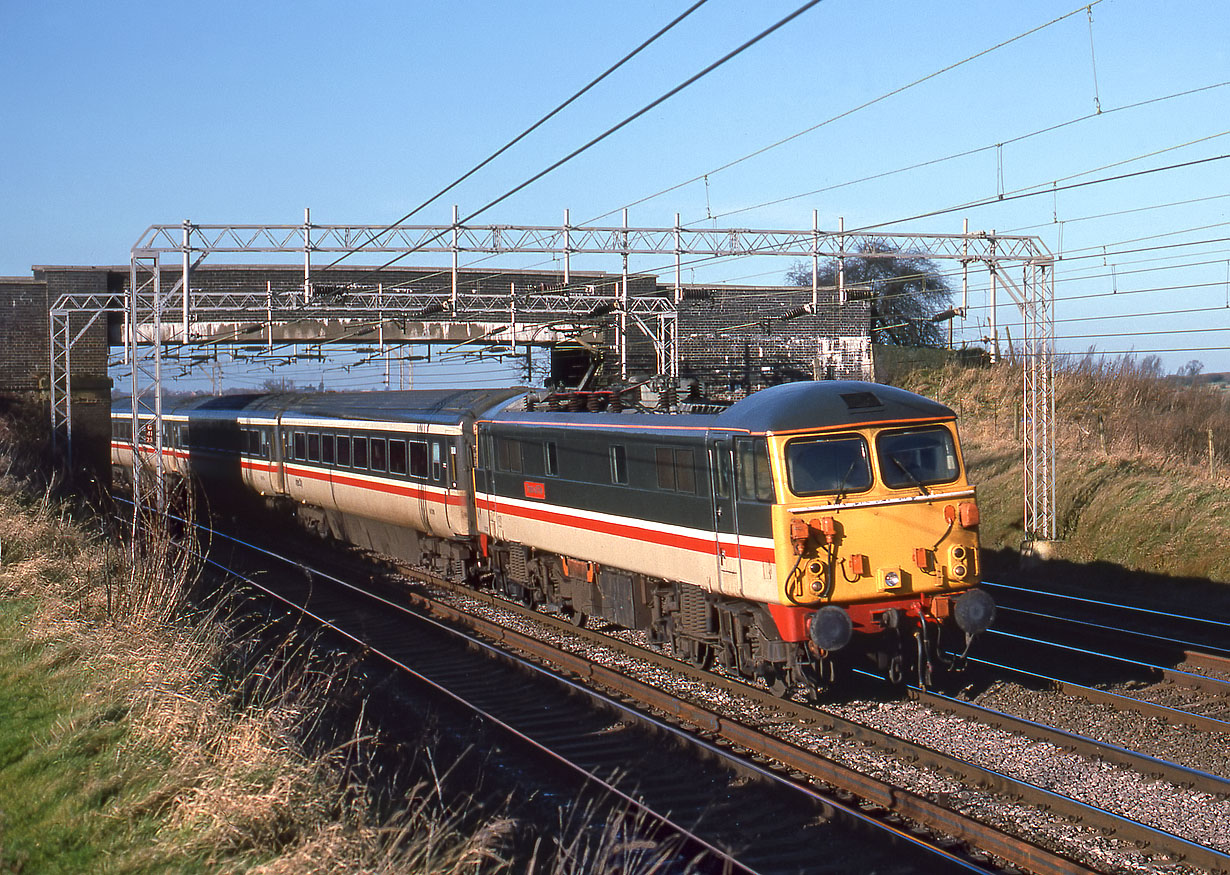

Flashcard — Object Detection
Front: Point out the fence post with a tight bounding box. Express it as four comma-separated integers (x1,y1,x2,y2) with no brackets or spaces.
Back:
1209,427,1216,477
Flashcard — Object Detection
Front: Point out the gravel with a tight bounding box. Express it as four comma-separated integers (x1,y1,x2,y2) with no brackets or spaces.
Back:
426,582,1227,874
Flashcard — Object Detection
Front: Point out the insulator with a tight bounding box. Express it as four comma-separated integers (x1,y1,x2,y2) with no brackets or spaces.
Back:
416,300,449,318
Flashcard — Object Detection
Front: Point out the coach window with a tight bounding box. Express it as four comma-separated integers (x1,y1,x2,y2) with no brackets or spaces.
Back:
260,429,270,459
610,444,628,485
322,433,335,465
737,438,776,502
336,435,351,467
293,431,306,462
308,432,320,463
544,441,558,476
409,440,428,478
352,436,368,469
370,437,387,472
432,443,443,481
389,439,407,475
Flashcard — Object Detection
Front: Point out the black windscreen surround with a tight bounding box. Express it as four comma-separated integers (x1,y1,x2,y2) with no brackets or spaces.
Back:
877,426,959,488
786,434,872,496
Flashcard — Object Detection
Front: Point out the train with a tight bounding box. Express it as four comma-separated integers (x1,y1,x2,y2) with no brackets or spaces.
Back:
111,380,995,694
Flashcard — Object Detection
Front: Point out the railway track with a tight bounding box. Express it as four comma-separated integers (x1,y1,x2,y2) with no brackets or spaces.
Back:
187,522,1026,875
155,507,1230,875
980,580,1230,733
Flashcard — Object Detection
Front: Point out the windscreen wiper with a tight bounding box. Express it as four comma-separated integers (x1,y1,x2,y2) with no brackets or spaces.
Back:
889,454,929,496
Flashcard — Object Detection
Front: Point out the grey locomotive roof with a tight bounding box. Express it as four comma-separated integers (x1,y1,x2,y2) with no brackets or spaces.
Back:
485,380,954,434
714,380,954,432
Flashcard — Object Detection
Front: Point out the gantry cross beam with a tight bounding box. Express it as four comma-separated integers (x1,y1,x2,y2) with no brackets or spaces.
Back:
50,212,1057,541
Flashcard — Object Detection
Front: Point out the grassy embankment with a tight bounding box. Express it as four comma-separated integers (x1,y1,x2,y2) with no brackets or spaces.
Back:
0,427,518,873
900,357,1230,588
0,420,698,874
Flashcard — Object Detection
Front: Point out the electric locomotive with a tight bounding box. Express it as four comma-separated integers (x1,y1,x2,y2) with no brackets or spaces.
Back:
111,380,994,694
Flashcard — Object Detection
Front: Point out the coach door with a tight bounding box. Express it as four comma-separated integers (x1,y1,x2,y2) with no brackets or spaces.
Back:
271,414,287,495
708,437,744,597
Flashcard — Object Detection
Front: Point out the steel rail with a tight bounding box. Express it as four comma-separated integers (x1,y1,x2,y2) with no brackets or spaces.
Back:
415,575,1230,875
994,603,1230,661
962,654,1230,736
405,573,1230,875
986,626,1230,697
905,686,1230,796
982,580,1230,636
119,499,1228,873
160,507,1080,875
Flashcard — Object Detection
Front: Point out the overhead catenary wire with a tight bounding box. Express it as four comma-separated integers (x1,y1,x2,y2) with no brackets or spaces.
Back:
585,0,1106,225
706,82,1230,223
349,0,828,286
320,0,712,272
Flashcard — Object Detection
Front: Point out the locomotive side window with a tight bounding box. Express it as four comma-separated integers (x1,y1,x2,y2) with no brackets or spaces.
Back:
370,438,387,472
432,443,443,481
260,429,270,459
409,440,429,477
785,434,870,497
610,444,628,485
713,446,732,499
876,426,959,489
388,439,407,475
293,431,306,461
737,438,776,502
496,437,522,472
544,441,558,476
322,434,335,465
655,447,695,493
353,437,368,469
336,435,351,467
308,432,320,463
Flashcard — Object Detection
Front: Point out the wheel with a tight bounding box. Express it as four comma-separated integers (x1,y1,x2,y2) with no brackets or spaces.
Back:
567,610,587,628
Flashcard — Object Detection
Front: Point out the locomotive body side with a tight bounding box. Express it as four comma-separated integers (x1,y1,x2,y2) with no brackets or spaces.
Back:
474,415,781,600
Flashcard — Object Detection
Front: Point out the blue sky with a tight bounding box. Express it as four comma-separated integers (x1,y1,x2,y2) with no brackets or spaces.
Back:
2,0,1228,387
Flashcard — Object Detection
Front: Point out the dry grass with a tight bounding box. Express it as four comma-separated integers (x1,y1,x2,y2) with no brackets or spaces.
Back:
0,416,706,873
0,415,509,872
900,356,1230,582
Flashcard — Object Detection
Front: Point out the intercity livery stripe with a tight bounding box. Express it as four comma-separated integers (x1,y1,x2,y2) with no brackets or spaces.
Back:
283,462,464,507
113,442,463,508
478,491,777,563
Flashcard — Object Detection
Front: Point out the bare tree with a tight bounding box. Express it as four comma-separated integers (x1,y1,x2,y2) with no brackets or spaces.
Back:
786,239,954,347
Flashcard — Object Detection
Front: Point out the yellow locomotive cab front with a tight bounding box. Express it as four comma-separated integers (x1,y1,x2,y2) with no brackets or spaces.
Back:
765,415,994,684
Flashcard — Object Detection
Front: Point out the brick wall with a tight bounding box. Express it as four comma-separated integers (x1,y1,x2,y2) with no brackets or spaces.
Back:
1,270,113,473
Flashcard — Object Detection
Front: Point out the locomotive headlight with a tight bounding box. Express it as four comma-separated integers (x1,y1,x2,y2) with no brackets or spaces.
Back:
947,544,973,580
878,568,903,591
